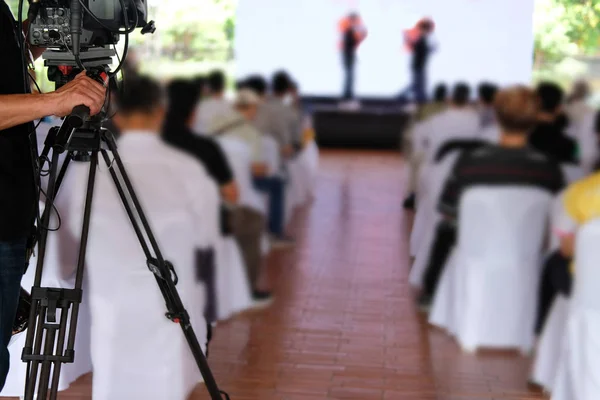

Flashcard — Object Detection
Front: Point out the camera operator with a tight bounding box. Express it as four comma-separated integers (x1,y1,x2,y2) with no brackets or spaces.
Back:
0,0,106,390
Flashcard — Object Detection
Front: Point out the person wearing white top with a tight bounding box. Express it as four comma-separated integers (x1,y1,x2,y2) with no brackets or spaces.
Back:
421,83,481,163
192,70,233,134
69,77,219,400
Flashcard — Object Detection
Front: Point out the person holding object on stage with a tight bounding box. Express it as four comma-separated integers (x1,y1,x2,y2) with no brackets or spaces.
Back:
339,12,367,101
400,18,436,104
0,0,106,390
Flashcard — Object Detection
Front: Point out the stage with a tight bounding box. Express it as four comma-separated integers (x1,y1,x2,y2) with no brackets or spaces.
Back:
303,96,412,150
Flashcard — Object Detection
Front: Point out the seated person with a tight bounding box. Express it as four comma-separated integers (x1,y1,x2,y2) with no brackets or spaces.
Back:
535,111,600,333
193,69,233,134
163,79,239,206
418,86,565,310
477,82,498,129
421,82,481,163
71,76,219,400
251,71,300,159
529,82,578,164
206,88,266,175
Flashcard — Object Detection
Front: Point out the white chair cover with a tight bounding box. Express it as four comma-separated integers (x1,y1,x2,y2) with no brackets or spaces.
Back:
552,219,600,400
217,136,266,215
301,140,319,196
531,295,570,393
65,135,218,400
429,187,552,352
260,135,281,176
409,152,460,284
214,236,253,322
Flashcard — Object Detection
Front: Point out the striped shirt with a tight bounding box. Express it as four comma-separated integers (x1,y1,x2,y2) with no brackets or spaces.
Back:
438,144,565,218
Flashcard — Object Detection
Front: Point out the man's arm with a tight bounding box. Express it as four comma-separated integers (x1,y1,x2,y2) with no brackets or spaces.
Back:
0,72,106,131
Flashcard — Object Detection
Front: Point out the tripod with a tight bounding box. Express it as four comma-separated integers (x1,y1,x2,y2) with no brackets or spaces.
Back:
21,113,228,400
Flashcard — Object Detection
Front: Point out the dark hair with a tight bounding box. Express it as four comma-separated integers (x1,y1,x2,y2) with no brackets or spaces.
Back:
432,83,447,103
116,75,164,115
207,70,226,93
165,79,201,126
452,83,470,106
272,70,292,95
478,82,498,106
243,75,268,96
536,82,564,113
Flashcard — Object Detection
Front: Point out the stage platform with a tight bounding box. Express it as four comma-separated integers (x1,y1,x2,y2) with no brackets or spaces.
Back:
303,96,412,150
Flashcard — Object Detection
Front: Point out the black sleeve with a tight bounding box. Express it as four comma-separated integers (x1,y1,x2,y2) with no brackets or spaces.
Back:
204,140,234,185
437,153,469,218
550,161,566,194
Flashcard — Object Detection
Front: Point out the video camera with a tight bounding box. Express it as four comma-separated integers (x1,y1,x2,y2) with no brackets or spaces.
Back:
24,0,155,90
28,0,154,49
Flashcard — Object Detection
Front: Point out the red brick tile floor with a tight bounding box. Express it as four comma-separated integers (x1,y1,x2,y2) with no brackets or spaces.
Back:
5,151,548,399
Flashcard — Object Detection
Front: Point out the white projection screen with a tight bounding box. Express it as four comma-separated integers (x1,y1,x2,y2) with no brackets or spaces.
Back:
235,0,535,97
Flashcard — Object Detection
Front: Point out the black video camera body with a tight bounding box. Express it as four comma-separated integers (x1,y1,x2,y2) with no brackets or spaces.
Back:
28,0,150,49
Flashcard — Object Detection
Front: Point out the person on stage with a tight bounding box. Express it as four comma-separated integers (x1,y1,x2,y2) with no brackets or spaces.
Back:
338,12,367,100
401,18,436,104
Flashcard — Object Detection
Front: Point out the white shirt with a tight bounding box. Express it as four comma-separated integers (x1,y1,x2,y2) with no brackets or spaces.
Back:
192,97,233,134
69,131,220,400
423,107,481,161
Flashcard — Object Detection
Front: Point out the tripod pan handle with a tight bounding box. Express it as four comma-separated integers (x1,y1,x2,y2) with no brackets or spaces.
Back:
66,105,90,128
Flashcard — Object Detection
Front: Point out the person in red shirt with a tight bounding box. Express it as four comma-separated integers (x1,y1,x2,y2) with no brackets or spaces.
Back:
339,13,367,100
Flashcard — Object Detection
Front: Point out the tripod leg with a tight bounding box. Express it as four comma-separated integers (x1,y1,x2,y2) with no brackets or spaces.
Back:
100,142,225,400
49,152,98,400
23,148,61,400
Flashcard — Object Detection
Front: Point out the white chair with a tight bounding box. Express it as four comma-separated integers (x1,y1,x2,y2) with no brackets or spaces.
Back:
429,187,552,353
552,219,600,400
531,294,571,393
409,152,460,285
217,137,265,215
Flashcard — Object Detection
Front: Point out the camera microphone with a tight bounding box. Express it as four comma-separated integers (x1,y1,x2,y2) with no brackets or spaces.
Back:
70,0,82,62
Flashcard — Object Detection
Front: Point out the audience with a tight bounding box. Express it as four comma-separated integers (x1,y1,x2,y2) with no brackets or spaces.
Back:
418,86,565,309
206,88,264,170
421,82,480,163
253,71,301,158
72,76,218,399
565,79,593,135
529,82,578,164
193,70,233,134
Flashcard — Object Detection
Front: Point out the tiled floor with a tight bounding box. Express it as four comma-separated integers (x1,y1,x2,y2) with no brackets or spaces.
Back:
6,151,547,399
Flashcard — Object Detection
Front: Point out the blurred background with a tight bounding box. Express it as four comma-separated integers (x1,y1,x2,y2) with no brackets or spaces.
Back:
5,0,600,98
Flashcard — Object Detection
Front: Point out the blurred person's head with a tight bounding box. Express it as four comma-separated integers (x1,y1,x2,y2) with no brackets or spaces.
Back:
432,83,447,103
244,75,268,99
417,18,434,34
114,76,165,133
272,70,292,97
536,82,564,119
478,82,498,107
165,79,202,129
235,89,260,122
568,79,590,104
207,70,226,97
493,85,538,146
451,83,470,107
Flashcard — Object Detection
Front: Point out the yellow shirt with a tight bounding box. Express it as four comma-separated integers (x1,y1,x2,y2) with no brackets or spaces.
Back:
563,172,600,227
560,172,600,273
